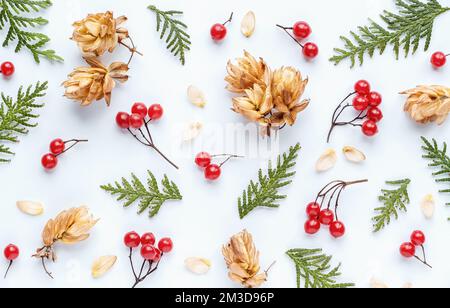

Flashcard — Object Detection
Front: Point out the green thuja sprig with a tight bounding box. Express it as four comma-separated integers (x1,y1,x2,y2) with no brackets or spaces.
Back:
330,0,450,68
286,248,354,289
0,81,48,163
0,0,63,63
101,171,182,218
148,4,191,65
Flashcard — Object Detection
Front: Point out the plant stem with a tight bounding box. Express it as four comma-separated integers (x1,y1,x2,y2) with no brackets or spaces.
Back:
3,261,12,279
120,35,143,65
223,12,234,26
276,24,304,48
41,257,54,279
128,248,138,280
57,139,88,156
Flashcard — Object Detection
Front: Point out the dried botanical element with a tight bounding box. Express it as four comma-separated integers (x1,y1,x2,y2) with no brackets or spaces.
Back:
63,58,129,107
403,282,413,288
92,255,117,278
185,257,211,275
232,84,273,125
343,146,366,163
71,11,129,57
187,86,207,108
182,122,203,142
421,194,435,219
16,201,44,216
401,85,450,125
33,206,99,278
316,149,337,172
222,230,269,288
241,11,256,37
370,277,389,288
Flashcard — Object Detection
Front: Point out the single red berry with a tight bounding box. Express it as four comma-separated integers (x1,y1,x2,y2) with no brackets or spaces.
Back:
319,209,335,226
400,242,416,258
304,219,321,235
195,152,212,168
330,221,346,238
41,154,58,170
211,24,227,41
4,244,19,261
140,244,157,260
293,21,312,39
352,95,369,111
129,113,144,129
303,42,319,59
148,104,164,120
131,103,148,118
306,202,321,219
362,120,378,137
124,231,141,248
411,231,426,246
205,164,221,180
141,233,156,246
368,92,382,107
153,248,162,262
367,107,383,122
50,138,65,155
0,62,15,77
116,112,131,129
354,80,371,95
158,238,173,253
431,52,447,68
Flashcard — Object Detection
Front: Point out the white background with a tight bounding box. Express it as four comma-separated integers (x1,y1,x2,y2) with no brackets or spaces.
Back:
1,0,450,288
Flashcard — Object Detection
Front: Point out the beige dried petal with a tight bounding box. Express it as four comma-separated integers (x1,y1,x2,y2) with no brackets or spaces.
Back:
185,257,211,275
343,146,366,163
92,255,117,278
421,194,435,219
182,122,203,142
187,85,207,108
370,277,389,288
16,201,44,216
241,11,256,38
316,149,337,172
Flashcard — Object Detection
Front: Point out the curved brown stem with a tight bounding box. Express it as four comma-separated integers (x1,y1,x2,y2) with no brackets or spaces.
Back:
3,261,13,279
276,24,304,48
41,257,54,279
120,35,143,65
57,139,88,156
223,12,234,26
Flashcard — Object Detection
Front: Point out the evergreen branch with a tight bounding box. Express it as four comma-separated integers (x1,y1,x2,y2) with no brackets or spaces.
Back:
238,143,300,219
148,4,191,65
100,171,182,218
372,178,411,232
0,81,47,163
0,0,63,63
286,248,354,289
330,0,450,68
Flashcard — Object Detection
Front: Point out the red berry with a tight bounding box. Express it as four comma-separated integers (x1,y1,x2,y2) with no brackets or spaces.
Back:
293,21,312,39
304,219,321,235
50,138,65,155
352,95,369,111
158,238,173,253
195,152,212,168
153,248,162,262
129,113,144,129
306,202,321,219
141,233,156,246
330,221,346,238
42,154,58,169
362,120,378,137
4,244,19,261
124,231,141,248
205,164,221,180
411,231,426,246
0,62,15,77
431,52,447,68
367,107,383,122
140,244,157,260
116,112,131,129
319,209,335,226
400,242,416,258
354,80,371,95
368,92,382,107
148,104,164,120
131,102,148,118
303,42,319,59
211,24,227,41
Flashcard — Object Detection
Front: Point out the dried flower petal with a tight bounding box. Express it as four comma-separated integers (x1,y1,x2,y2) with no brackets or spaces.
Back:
182,122,203,142
421,194,435,219
343,146,366,163
316,149,337,172
185,257,211,275
241,11,256,38
16,201,44,216
187,85,207,108
92,255,117,278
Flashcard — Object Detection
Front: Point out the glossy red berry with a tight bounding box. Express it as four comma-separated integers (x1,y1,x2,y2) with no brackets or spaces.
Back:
116,112,131,129
330,221,346,238
153,248,162,262
141,233,156,246
352,95,369,111
158,238,173,253
41,154,58,170
293,21,311,39
124,231,141,248
140,244,157,260
304,219,321,235
50,138,65,155
431,52,447,68
4,244,19,261
131,103,148,118
400,242,416,258
306,202,321,219
367,107,383,122
195,152,212,168
0,62,15,77
362,120,378,137
354,80,371,95
319,209,335,226
303,42,319,59
148,104,164,120
129,113,144,129
211,24,227,41
205,164,221,180
411,231,426,246
368,92,382,107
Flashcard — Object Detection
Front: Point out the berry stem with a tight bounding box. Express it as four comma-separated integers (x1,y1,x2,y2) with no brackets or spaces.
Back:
223,12,234,26
40,257,54,279
119,35,143,65
276,24,304,48
219,154,244,167
3,261,13,279
128,248,138,280
58,139,88,156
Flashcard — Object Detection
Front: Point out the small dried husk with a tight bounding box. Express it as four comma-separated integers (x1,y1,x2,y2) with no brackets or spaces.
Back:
343,146,366,163
316,149,337,172
187,85,207,108
241,11,256,38
92,255,117,278
182,122,203,142
185,257,211,275
421,194,435,219
16,201,44,216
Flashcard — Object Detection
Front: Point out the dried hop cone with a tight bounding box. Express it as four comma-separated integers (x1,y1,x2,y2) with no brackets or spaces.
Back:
232,84,273,125
222,230,268,288
72,11,128,57
63,57,129,106
401,85,450,125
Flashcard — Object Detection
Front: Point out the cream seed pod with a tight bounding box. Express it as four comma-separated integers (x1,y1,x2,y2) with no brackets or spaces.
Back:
343,146,366,163
16,201,44,216
241,11,256,37
185,257,211,275
315,149,337,172
92,256,117,278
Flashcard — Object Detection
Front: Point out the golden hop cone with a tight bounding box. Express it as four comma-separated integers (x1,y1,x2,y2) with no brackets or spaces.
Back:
63,57,129,106
401,85,450,125
232,84,273,125
222,230,267,288
72,11,128,57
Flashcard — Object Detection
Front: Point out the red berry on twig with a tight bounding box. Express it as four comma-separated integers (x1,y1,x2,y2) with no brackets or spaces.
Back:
195,152,212,168
431,52,447,68
411,230,426,246
42,154,58,170
0,62,15,77
50,139,65,155
116,112,131,129
400,242,416,258
158,238,173,253
148,104,164,120
124,231,141,248
354,80,371,95
330,221,346,238
293,21,312,39
319,209,335,226
306,202,321,219
205,164,221,180
305,219,321,235
131,103,148,118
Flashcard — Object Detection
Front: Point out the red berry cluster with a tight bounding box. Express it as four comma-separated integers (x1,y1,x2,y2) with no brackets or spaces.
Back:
0,61,15,77
327,80,383,143
41,138,88,170
210,13,234,41
277,21,318,59
431,51,448,68
3,244,19,278
400,230,432,269
195,152,242,181
124,231,173,288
